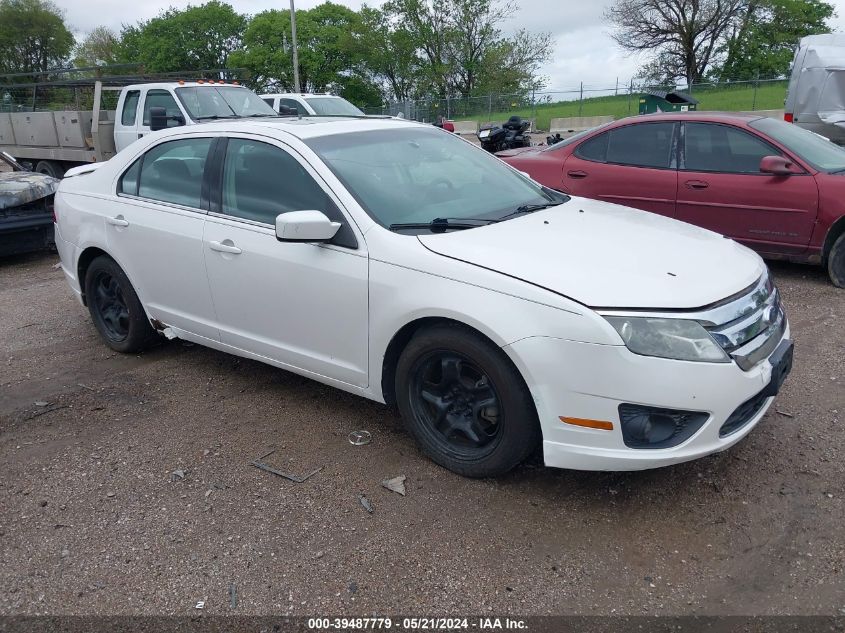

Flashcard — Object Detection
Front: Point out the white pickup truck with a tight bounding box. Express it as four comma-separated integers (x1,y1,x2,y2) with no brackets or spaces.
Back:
0,81,277,178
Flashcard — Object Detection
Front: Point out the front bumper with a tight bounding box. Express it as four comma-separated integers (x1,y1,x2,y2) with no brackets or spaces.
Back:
505,322,791,471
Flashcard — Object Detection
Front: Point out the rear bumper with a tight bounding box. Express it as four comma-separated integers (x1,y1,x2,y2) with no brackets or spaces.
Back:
505,323,791,471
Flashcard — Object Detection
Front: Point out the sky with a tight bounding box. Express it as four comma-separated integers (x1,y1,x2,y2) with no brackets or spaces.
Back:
52,0,845,95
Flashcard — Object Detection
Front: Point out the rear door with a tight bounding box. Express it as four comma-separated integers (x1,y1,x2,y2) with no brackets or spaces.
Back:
108,135,219,340
562,121,678,217
677,122,818,254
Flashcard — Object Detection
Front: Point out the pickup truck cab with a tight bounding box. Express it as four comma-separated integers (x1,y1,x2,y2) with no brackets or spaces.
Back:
260,93,365,116
115,81,277,153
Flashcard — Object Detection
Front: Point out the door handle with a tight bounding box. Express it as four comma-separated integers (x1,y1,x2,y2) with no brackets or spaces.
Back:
568,170,588,179
685,180,709,190
209,240,242,255
106,215,129,227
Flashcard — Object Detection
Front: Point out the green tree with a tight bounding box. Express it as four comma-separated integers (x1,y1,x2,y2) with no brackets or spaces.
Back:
718,0,835,80
73,26,120,68
0,0,74,75
231,2,383,104
118,1,246,72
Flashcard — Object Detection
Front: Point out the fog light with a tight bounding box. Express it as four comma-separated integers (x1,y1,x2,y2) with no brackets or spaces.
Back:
618,404,709,449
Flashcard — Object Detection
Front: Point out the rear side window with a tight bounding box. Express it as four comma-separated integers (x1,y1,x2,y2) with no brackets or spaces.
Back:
575,123,676,169
119,157,141,196
684,123,780,174
136,138,212,208
142,90,182,127
121,90,140,126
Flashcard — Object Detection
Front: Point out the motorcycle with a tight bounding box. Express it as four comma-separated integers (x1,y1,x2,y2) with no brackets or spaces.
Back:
477,115,532,153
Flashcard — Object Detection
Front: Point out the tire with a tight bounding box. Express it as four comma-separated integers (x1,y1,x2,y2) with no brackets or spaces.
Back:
84,256,157,353
395,324,541,477
34,160,65,179
828,233,845,288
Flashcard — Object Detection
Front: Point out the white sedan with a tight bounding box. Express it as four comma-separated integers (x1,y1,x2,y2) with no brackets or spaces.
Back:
54,117,793,477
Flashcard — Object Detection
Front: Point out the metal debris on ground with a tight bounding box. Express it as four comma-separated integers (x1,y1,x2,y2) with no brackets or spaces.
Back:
348,430,371,446
359,494,374,514
251,458,322,483
382,475,407,496
195,600,205,610
171,469,186,482
34,401,49,407
229,583,237,610
776,409,795,418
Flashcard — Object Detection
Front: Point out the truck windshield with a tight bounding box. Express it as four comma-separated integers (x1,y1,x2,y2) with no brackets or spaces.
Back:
304,97,364,116
750,117,845,172
176,86,278,120
306,127,561,229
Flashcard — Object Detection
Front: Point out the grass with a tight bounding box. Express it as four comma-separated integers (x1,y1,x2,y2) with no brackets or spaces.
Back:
458,81,788,131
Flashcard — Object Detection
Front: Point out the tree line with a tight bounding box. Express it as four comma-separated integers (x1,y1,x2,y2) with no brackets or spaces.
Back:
0,0,551,107
607,0,836,87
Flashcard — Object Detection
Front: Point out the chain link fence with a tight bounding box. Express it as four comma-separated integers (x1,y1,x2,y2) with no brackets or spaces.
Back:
363,77,789,131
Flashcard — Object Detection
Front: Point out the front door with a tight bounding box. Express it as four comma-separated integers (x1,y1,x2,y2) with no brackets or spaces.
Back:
562,121,679,218
202,137,369,387
676,122,819,255
114,89,141,153
136,89,187,143
107,135,219,339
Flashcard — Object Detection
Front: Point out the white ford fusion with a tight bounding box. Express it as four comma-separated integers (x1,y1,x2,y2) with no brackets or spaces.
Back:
54,116,793,477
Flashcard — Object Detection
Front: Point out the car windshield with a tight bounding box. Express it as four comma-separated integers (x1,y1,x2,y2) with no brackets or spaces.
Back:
541,122,615,152
749,117,845,172
307,127,561,229
176,86,278,120
304,97,365,116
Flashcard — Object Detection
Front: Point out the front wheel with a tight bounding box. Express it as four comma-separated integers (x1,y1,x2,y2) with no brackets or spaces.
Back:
828,233,845,288
395,324,540,477
84,256,158,353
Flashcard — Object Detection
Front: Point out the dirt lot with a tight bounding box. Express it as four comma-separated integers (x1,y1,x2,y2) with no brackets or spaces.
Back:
0,251,843,617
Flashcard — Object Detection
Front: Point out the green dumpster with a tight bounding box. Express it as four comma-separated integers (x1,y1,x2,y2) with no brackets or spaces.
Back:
638,90,699,114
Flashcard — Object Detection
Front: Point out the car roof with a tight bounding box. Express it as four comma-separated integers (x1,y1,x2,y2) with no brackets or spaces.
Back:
612,111,765,126
261,93,344,99
125,82,248,90
167,115,423,140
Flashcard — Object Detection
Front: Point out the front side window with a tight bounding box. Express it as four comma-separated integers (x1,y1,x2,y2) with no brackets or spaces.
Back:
684,123,780,174
306,127,559,228
278,98,303,113
220,138,356,247
121,90,140,126
142,90,183,127
136,137,212,208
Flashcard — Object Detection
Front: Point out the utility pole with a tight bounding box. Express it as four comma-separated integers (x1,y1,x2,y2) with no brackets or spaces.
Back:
289,0,301,93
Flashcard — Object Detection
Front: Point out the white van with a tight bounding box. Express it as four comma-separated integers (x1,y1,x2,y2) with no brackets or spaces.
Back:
785,33,845,146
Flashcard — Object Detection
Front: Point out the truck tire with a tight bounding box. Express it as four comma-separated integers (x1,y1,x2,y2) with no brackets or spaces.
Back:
828,233,845,288
35,161,65,179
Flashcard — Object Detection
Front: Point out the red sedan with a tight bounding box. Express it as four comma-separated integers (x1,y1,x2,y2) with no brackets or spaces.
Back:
499,113,845,287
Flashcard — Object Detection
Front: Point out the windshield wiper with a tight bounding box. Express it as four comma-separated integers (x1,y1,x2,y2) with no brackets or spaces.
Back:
194,114,237,120
388,218,490,232
496,201,563,221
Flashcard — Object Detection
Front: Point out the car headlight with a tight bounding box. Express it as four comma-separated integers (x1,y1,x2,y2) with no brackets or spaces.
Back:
605,317,730,363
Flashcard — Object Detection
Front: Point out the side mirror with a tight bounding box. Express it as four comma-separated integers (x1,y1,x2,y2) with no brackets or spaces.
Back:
760,155,798,176
149,107,185,132
278,105,298,116
275,210,341,243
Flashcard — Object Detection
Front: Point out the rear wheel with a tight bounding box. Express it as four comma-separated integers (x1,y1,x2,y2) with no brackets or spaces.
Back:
84,256,157,353
395,324,540,477
34,160,65,179
828,233,845,288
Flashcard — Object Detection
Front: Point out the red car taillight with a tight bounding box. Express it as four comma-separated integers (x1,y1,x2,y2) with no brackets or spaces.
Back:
784,113,794,123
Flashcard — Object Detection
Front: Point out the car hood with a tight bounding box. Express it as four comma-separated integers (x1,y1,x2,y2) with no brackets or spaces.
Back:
0,171,59,211
417,197,765,309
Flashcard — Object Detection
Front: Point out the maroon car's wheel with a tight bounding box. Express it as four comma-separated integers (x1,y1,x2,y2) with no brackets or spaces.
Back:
829,233,845,288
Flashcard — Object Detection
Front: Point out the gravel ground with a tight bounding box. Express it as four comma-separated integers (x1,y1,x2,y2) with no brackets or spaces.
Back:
0,251,842,617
